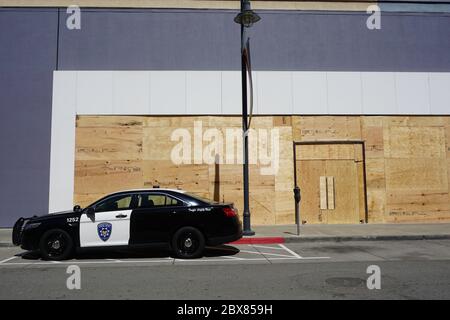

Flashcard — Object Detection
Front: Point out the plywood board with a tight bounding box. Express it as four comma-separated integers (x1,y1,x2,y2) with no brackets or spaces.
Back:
383,116,445,128
297,144,356,160
325,160,361,224
366,189,386,223
384,126,446,158
387,192,450,213
385,158,448,193
76,127,143,161
75,160,143,195
326,176,335,210
320,176,328,210
365,159,385,189
73,115,450,225
142,161,209,193
292,116,362,141
362,125,384,159
273,116,292,127
76,116,145,128
297,160,326,224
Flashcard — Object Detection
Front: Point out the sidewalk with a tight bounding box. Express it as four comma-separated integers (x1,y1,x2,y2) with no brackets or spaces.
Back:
2,223,450,247
247,223,450,243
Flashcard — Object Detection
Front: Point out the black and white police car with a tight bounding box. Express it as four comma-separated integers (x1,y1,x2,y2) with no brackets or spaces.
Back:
12,189,242,260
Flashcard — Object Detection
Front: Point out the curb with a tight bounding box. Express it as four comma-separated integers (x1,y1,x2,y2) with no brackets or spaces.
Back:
282,234,450,243
0,243,14,248
228,234,450,244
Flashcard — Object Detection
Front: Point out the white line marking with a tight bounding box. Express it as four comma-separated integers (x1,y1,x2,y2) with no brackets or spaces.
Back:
251,245,286,251
240,249,294,258
278,244,303,258
0,256,332,267
239,250,263,255
220,255,245,260
0,256,17,264
0,259,173,266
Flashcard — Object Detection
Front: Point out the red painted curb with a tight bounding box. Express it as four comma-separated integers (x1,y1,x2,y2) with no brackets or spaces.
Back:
228,237,285,245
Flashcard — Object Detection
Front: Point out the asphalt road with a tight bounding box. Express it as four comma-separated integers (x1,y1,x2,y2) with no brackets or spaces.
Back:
0,240,450,299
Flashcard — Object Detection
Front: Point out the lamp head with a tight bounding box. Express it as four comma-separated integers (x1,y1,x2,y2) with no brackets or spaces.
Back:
234,1,260,28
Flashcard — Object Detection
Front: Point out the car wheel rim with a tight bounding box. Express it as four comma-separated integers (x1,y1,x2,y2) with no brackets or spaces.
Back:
46,233,67,257
178,231,199,256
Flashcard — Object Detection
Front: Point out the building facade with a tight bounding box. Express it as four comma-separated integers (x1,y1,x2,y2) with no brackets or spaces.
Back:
1,1,450,226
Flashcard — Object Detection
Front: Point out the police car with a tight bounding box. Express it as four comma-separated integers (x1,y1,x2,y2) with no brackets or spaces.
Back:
12,189,242,260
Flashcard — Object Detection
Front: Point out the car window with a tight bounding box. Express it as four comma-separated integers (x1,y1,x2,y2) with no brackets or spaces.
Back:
137,194,183,209
95,195,133,212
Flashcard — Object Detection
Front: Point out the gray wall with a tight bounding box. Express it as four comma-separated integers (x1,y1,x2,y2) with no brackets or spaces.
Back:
1,7,450,226
59,9,450,71
0,9,57,227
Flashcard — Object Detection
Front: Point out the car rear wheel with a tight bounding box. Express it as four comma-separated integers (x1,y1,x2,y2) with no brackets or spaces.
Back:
172,227,205,259
39,229,74,261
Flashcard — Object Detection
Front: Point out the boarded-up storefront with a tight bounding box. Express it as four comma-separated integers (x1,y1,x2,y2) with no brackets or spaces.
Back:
74,115,450,225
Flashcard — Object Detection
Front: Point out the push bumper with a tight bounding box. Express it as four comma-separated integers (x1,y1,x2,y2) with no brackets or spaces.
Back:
12,218,26,246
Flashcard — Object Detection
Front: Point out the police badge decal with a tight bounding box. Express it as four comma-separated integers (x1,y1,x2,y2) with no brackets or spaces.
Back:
97,222,112,241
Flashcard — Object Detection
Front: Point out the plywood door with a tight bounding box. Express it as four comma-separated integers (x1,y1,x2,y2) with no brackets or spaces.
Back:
324,160,361,224
296,144,365,224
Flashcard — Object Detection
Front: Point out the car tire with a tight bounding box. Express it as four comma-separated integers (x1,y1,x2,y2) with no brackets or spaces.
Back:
172,227,205,259
39,229,74,261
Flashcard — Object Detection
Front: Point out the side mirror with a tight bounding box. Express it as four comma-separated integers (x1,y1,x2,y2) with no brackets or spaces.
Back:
73,205,82,213
83,207,95,216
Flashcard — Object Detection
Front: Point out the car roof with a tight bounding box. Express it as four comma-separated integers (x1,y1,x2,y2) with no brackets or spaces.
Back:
112,188,187,194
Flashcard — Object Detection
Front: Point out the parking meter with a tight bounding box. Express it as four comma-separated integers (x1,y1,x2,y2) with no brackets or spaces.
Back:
293,186,301,235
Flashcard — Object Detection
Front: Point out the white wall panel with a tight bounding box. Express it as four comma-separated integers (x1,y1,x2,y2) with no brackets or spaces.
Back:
257,71,293,114
76,71,113,114
292,72,328,114
112,71,150,114
429,73,450,114
186,71,221,114
327,72,363,114
361,72,397,114
49,72,77,212
50,70,450,213
395,72,430,114
221,71,241,114
150,71,186,115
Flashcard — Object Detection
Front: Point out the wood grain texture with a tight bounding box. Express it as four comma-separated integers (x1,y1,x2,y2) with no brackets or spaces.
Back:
74,115,450,225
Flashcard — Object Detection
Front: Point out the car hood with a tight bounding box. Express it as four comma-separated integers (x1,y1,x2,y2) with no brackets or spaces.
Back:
29,210,77,221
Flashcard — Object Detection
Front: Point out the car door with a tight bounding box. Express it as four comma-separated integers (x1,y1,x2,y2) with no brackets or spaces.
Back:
129,192,185,245
79,194,135,248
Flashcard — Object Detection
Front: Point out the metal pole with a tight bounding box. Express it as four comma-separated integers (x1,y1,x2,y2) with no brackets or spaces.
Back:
293,142,301,236
241,0,254,236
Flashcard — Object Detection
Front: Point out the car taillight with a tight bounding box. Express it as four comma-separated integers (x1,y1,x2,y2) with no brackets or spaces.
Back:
223,207,237,217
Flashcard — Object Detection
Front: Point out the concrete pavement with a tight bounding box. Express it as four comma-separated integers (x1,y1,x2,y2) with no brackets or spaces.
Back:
2,223,450,247
250,223,450,242
1,239,450,299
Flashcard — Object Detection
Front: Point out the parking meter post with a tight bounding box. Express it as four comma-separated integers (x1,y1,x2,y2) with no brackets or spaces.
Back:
293,186,301,236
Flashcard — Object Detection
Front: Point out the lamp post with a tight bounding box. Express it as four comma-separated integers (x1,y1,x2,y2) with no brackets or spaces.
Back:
234,0,260,236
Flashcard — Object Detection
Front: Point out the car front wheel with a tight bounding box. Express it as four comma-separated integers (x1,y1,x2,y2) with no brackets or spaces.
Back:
172,227,205,259
39,229,74,261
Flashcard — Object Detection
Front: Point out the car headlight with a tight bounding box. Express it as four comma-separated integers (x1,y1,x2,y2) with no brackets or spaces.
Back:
24,222,41,230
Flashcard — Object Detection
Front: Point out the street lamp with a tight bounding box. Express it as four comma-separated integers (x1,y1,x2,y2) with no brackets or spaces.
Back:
234,0,260,236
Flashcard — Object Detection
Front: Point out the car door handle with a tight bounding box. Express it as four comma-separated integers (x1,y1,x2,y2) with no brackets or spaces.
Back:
115,214,127,218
